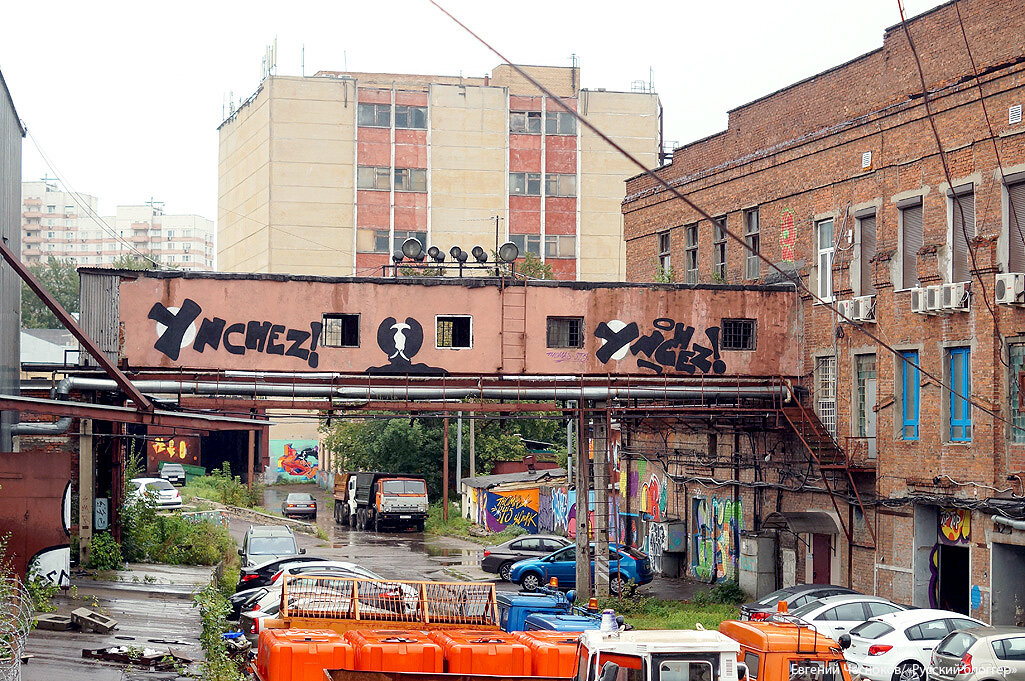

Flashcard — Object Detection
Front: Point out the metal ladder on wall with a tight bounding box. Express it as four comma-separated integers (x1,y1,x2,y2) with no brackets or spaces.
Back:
780,399,877,548
500,283,527,374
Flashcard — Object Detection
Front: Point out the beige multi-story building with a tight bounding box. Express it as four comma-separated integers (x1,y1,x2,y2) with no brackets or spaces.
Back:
217,64,660,280
21,181,214,270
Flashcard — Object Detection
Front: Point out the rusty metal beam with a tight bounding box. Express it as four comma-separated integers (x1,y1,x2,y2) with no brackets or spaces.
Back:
0,394,268,431
0,240,153,411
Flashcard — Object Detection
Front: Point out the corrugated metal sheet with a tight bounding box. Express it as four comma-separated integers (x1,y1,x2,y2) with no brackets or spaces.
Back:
78,271,121,366
0,69,25,450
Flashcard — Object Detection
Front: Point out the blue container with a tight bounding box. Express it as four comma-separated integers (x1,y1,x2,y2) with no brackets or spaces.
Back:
497,591,569,632
524,613,601,632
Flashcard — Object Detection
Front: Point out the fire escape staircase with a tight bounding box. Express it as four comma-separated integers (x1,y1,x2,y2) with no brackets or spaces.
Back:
780,400,877,549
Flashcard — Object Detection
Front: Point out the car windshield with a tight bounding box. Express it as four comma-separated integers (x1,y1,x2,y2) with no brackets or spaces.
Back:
850,620,894,639
249,536,296,555
789,600,827,618
755,587,794,606
381,480,426,494
619,546,648,560
286,494,313,502
147,479,174,491
163,465,184,472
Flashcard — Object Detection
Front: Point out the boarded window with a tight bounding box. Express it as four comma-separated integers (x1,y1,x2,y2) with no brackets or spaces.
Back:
900,201,923,288
858,212,877,294
1008,181,1025,273
951,188,976,283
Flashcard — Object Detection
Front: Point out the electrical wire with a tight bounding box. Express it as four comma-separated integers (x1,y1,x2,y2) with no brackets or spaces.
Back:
428,0,1025,439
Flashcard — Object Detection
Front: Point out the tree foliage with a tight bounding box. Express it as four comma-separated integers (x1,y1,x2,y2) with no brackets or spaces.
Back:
20,256,79,328
111,254,156,270
517,252,554,280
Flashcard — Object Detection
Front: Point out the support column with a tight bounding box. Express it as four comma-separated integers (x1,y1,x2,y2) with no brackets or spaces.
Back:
443,417,450,521
469,415,476,479
111,422,124,543
456,412,463,491
247,429,256,488
575,406,591,596
78,419,94,566
592,406,609,597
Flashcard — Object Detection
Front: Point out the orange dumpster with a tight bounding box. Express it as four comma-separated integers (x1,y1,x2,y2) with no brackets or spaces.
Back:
429,630,533,675
256,629,355,681
344,630,445,672
513,632,581,677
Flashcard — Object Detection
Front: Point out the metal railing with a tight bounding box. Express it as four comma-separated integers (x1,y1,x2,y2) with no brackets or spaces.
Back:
280,575,498,627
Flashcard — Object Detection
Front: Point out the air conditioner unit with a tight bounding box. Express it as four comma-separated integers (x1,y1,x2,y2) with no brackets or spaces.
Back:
942,282,970,312
911,287,929,314
926,285,945,313
996,272,1025,305
835,299,855,321
853,295,876,322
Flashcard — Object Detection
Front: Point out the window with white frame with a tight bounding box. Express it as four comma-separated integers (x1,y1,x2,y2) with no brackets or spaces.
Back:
394,168,427,192
510,233,541,257
436,316,472,348
685,223,698,283
817,219,835,300
744,208,760,279
815,355,837,437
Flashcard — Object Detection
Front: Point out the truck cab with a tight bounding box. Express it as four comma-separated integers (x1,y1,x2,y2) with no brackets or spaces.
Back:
719,618,853,681
578,629,743,681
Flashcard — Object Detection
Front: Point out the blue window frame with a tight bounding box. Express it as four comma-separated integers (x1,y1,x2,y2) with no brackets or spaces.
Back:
948,347,972,442
901,350,920,440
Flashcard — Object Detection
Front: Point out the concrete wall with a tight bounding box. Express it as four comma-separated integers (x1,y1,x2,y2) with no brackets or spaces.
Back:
0,70,23,451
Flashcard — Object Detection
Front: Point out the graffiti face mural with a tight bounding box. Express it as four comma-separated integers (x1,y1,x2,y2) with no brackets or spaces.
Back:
271,440,319,482
366,316,446,375
594,318,727,375
149,298,323,368
692,496,743,581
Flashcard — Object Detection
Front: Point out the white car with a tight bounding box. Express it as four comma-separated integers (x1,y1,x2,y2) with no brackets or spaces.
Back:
843,609,986,681
788,594,908,641
127,477,182,509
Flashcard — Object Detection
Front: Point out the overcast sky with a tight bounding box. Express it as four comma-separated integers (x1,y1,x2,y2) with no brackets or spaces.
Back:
0,0,942,218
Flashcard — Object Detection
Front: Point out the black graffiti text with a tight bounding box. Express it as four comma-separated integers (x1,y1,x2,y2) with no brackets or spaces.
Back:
594,318,727,375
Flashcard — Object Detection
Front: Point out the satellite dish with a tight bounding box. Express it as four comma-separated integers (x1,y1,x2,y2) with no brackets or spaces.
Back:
428,246,445,262
471,245,487,263
401,237,424,259
498,241,519,263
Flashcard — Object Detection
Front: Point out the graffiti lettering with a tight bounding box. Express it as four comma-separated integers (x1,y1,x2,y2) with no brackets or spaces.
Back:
640,473,668,522
149,299,322,368
939,507,970,544
594,318,727,375
273,440,319,482
545,350,588,363
692,496,743,582
538,489,554,532
648,523,667,573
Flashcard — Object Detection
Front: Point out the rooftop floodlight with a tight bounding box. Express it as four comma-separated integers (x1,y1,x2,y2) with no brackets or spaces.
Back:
455,249,469,263
413,251,426,262
449,245,464,261
428,245,445,262
392,251,404,263
401,237,424,260
498,241,519,263
471,245,487,263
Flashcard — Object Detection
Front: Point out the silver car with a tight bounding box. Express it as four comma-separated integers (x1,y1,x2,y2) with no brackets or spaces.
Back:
930,626,1025,681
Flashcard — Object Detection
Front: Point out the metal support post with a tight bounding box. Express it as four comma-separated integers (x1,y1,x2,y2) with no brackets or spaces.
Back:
443,417,450,521
469,415,476,479
575,406,591,596
78,419,94,566
456,412,463,491
566,402,574,486
592,405,610,597
247,429,256,488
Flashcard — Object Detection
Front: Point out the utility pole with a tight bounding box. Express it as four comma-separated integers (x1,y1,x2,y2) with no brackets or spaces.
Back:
575,407,591,596
456,412,463,491
469,415,476,479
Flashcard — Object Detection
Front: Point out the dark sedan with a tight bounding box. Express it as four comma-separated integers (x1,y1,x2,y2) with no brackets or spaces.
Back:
481,535,572,581
282,492,317,520
234,555,326,593
740,583,859,620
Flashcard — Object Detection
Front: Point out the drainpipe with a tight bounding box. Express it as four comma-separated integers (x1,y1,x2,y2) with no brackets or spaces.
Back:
992,515,1025,531
12,377,74,436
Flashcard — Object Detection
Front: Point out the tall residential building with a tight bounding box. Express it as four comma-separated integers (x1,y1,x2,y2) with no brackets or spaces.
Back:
217,64,660,280
21,181,215,271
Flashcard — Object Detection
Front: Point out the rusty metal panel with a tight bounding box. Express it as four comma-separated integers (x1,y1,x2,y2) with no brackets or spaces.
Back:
0,70,24,451
0,449,72,585
78,270,121,366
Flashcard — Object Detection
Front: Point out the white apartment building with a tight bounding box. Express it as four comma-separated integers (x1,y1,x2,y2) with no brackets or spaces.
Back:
21,181,214,270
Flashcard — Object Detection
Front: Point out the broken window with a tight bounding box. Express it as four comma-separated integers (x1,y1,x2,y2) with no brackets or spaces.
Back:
658,231,671,272
395,105,427,129
322,314,360,347
510,172,542,196
510,111,542,134
714,217,727,280
437,316,472,348
357,103,391,127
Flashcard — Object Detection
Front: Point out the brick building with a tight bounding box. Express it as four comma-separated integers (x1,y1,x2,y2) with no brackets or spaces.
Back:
621,0,1025,624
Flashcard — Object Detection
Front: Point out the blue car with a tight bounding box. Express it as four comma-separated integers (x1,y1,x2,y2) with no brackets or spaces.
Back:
509,544,652,596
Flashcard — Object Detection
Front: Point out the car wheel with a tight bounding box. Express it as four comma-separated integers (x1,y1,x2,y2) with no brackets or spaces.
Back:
520,573,542,592
609,573,624,596
312,513,317,521
892,661,925,681
499,562,514,582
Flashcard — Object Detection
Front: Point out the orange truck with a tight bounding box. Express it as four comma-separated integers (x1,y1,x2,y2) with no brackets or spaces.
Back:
720,616,854,681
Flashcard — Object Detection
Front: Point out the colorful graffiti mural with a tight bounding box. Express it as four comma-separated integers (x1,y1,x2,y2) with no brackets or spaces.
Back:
692,496,744,581
939,508,970,544
485,489,540,533
271,439,319,482
640,472,668,522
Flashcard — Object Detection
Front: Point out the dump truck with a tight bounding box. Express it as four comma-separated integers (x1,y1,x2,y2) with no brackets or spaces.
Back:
346,471,429,532
333,472,353,525
720,614,854,681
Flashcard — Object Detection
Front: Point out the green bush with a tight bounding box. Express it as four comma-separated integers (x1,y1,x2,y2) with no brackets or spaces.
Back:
181,463,262,508
26,569,59,613
194,582,245,681
691,579,747,605
424,501,528,544
87,532,124,570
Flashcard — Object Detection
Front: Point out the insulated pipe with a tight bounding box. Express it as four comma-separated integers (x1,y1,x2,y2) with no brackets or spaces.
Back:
222,369,782,386
63,377,790,402
12,377,75,436
992,515,1025,531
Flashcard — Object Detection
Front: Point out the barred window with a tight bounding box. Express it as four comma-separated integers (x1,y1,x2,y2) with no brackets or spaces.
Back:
322,314,360,347
547,317,583,348
721,318,756,350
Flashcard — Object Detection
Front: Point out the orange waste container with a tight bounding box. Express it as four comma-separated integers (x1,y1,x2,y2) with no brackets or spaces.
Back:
256,629,355,681
429,630,532,675
344,629,445,672
513,632,581,677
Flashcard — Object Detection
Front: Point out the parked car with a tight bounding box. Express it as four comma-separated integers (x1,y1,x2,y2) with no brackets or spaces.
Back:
842,608,986,681
930,625,1025,681
159,463,186,486
238,525,305,568
482,535,572,581
235,554,327,592
509,544,652,595
281,492,317,520
127,477,182,509
230,561,390,620
788,594,908,640
739,584,859,620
